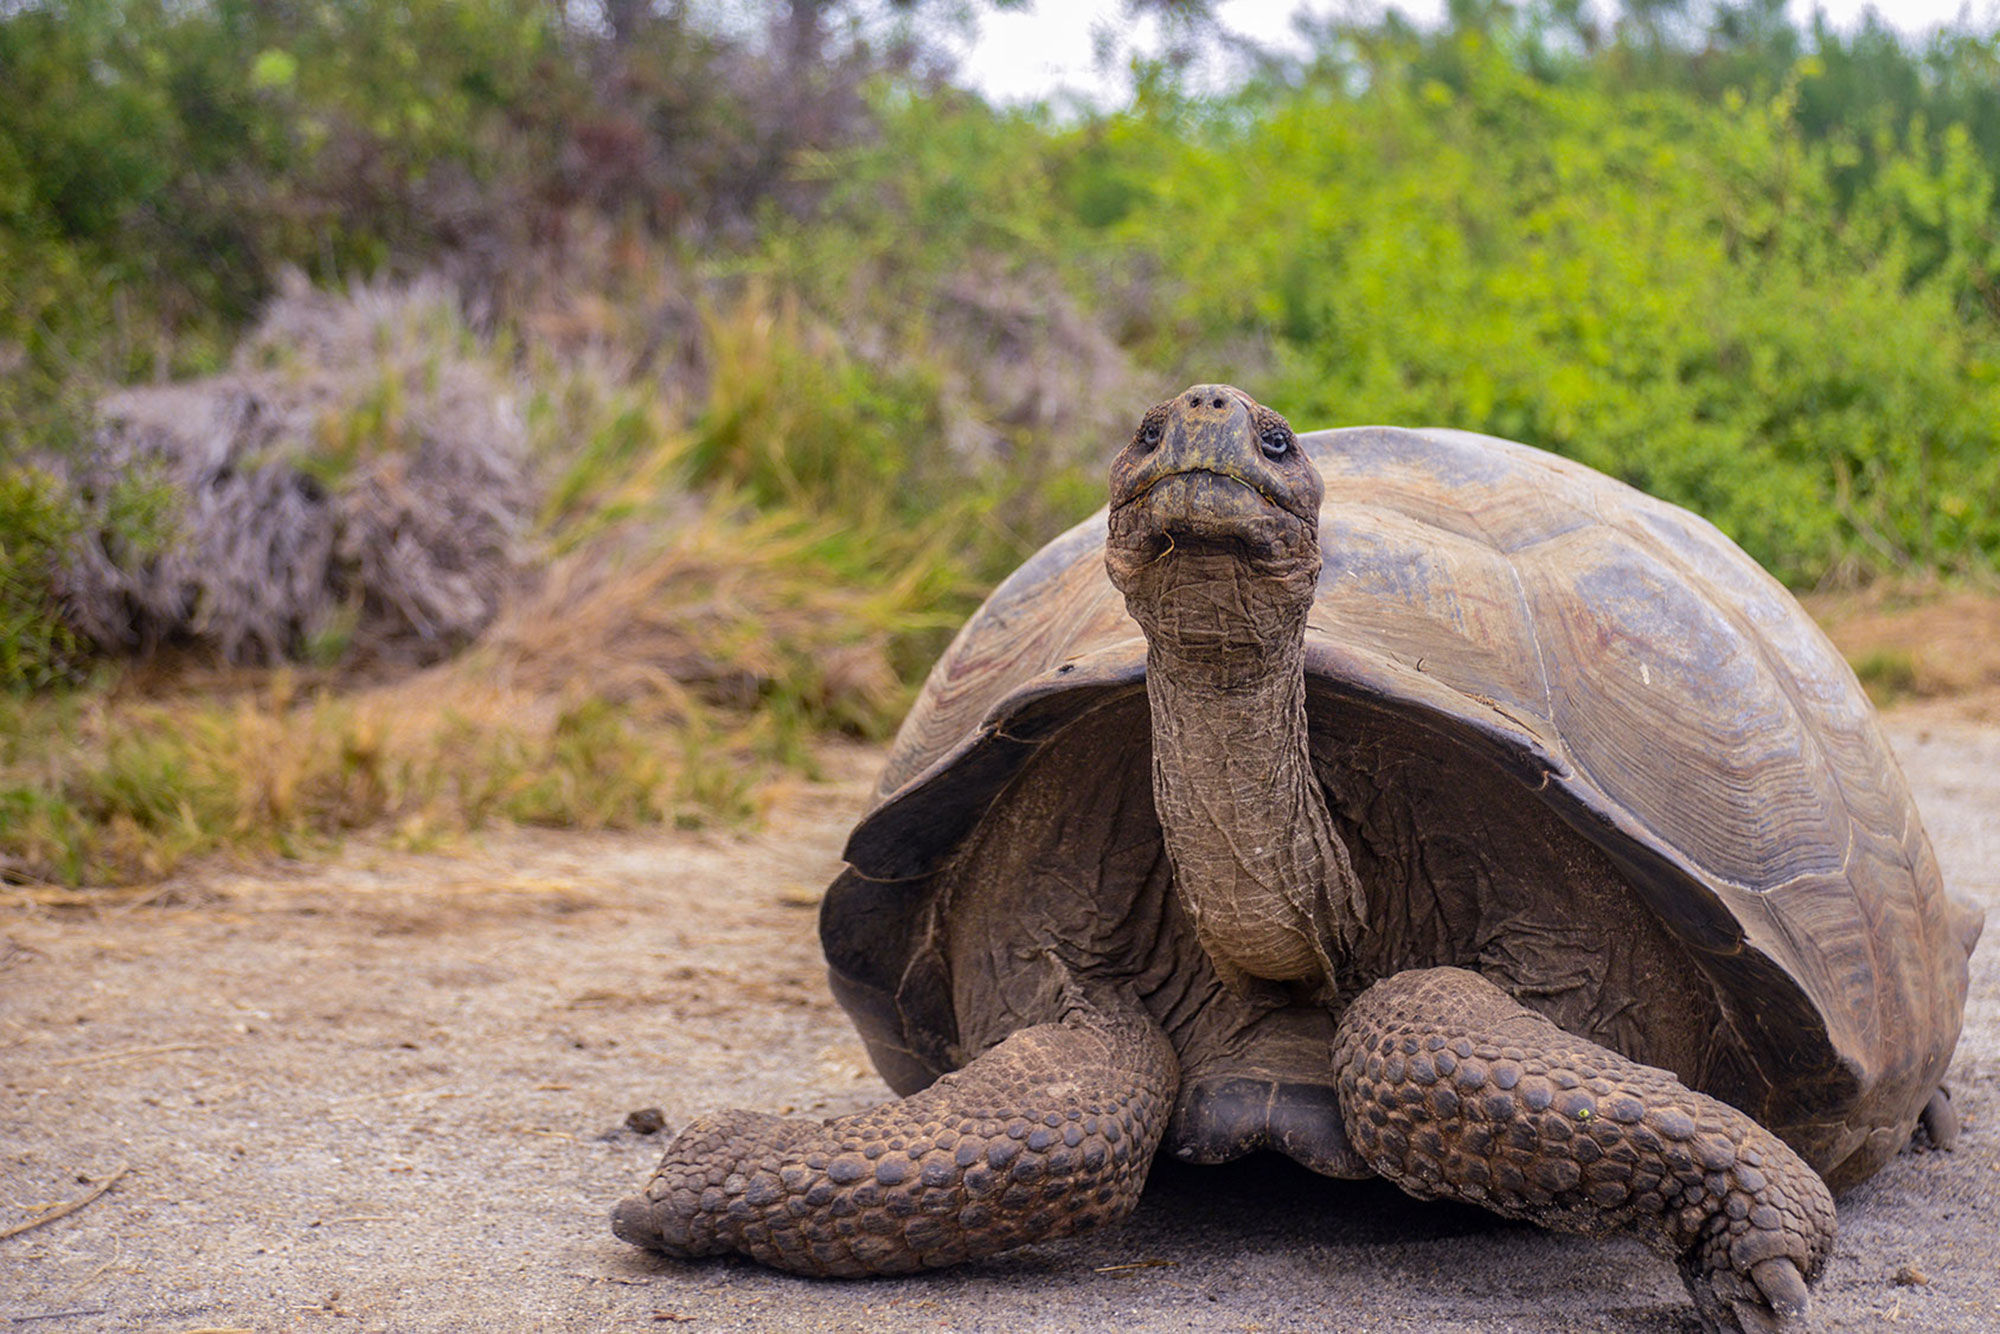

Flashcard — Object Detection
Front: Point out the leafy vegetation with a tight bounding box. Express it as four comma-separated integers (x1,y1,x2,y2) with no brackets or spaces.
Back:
0,466,83,691
4,0,1999,883
812,20,2000,584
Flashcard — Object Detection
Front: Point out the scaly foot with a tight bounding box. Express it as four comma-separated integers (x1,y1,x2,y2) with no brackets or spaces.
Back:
613,985,1177,1275
1334,967,1835,1334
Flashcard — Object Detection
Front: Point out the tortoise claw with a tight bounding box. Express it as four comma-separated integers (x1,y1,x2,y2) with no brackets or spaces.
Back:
1685,1255,1813,1333
1751,1255,1812,1317
609,1194,671,1252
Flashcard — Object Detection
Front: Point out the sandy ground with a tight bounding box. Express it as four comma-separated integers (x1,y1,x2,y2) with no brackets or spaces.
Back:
2,718,1995,1334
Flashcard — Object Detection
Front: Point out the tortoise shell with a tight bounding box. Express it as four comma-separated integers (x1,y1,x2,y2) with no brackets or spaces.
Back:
821,426,1981,1190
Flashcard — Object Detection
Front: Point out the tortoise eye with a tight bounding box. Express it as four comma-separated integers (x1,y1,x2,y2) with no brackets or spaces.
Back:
1259,427,1292,459
1136,418,1164,451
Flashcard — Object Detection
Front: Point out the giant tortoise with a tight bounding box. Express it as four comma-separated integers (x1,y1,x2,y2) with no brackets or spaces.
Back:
615,386,1981,1331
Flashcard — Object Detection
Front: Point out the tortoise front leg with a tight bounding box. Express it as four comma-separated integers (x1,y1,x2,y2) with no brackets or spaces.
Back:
612,984,1177,1276
1333,967,1835,1334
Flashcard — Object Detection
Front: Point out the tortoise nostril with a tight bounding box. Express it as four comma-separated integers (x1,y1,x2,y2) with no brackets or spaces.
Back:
1187,393,1200,407
1211,397,1225,409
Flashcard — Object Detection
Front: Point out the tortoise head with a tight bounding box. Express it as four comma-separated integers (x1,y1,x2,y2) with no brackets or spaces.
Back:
1105,385,1324,634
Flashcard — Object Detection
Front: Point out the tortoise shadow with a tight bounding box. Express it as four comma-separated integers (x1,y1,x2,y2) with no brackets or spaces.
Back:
603,1152,1705,1331
1130,1152,1509,1247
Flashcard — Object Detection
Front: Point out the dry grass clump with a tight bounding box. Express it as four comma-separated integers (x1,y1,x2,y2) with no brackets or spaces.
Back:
0,502,938,886
0,483,955,886
1806,583,2000,709
0,668,755,889
54,273,529,668
478,518,905,733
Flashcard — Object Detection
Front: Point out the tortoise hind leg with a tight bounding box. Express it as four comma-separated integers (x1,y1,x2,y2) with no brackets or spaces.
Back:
1333,967,1835,1334
612,983,1177,1276
1918,1086,1960,1151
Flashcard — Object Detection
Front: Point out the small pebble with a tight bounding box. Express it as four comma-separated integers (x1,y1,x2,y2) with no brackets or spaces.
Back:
626,1107,668,1135
1893,1263,1928,1287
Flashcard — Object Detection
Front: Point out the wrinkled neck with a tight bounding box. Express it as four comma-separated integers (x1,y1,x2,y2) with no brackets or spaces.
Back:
1130,554,1365,989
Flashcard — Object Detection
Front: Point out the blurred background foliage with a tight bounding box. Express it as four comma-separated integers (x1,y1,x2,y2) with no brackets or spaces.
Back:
3,0,1998,883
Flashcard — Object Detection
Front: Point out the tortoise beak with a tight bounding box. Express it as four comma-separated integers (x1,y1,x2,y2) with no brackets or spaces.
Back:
1109,385,1321,538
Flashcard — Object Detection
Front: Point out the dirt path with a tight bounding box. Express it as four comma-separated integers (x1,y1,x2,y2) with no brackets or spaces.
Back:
3,722,1995,1333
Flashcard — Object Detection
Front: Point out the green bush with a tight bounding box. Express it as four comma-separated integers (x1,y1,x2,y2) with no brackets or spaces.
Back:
0,465,83,692
1115,45,2000,582
806,26,2000,584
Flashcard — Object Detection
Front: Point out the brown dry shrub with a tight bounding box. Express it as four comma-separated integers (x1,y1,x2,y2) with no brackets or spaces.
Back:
54,274,530,668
